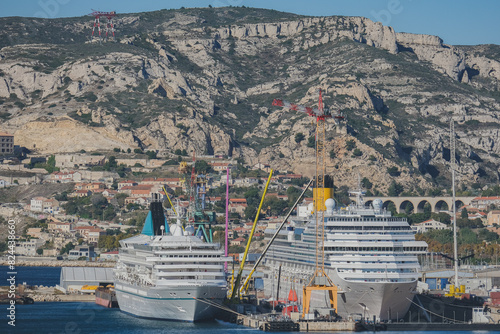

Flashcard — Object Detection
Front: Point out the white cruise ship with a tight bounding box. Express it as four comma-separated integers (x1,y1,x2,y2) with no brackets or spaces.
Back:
114,197,231,322
263,189,428,321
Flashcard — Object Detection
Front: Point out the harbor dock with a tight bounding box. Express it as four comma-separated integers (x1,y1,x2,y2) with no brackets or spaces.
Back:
231,312,358,332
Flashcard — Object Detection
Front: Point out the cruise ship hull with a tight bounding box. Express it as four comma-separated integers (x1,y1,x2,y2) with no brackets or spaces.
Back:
115,282,227,322
329,269,416,321
263,267,416,321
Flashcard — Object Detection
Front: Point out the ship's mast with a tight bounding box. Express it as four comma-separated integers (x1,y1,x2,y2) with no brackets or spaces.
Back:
450,120,459,288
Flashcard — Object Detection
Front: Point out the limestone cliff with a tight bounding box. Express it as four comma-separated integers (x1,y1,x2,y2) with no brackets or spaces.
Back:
0,7,499,193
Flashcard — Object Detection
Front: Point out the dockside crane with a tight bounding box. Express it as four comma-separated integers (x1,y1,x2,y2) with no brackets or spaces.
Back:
272,89,343,317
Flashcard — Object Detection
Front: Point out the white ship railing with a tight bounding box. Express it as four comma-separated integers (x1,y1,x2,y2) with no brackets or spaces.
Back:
155,271,226,277
146,256,232,263
154,264,224,270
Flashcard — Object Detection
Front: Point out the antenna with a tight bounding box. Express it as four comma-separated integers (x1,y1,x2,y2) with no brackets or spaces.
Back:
450,119,459,289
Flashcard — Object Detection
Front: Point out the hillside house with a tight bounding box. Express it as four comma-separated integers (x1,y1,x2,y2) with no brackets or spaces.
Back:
48,221,73,233
253,163,271,172
0,132,14,155
15,239,44,256
470,196,500,210
70,190,92,198
49,171,82,183
230,237,245,246
124,197,149,206
68,245,96,260
30,197,45,212
488,211,500,226
210,162,234,173
228,198,247,215
102,189,118,199
411,219,451,233
55,154,105,168
118,180,138,190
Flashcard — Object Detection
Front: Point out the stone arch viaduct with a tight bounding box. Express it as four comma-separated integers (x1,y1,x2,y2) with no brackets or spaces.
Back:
363,196,476,214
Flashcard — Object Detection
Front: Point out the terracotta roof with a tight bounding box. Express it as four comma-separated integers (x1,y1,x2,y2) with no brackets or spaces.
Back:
474,196,500,200
0,132,13,136
229,198,247,203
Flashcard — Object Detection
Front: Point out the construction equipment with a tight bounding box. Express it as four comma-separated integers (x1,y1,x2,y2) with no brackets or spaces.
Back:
89,10,116,42
177,153,215,242
272,89,343,317
230,170,273,300
239,179,313,295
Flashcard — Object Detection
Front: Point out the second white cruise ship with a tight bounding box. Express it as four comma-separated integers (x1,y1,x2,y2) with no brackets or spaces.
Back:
263,188,428,321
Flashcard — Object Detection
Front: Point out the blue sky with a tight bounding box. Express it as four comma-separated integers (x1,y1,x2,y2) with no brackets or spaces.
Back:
2,0,499,45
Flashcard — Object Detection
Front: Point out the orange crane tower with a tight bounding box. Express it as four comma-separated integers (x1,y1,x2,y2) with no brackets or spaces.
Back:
272,89,343,317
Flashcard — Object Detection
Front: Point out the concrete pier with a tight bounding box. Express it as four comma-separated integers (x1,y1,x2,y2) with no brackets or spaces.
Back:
235,313,358,332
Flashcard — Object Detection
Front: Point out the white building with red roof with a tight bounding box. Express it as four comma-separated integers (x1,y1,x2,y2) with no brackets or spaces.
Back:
470,196,500,210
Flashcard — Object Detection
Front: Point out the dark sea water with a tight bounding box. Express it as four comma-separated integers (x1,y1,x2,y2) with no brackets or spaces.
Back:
0,265,61,287
1,302,262,334
1,266,499,333
2,302,498,334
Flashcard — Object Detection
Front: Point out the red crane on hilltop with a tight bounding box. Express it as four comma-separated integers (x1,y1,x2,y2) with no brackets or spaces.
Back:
89,9,117,42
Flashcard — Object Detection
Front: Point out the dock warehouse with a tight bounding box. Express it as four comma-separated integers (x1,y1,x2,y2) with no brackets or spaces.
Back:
60,267,114,291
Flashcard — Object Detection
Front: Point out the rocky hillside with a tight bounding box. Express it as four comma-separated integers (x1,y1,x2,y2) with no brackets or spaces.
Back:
0,7,499,193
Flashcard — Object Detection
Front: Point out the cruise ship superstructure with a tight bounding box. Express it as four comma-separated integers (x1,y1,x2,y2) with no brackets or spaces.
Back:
263,189,428,321
114,196,231,322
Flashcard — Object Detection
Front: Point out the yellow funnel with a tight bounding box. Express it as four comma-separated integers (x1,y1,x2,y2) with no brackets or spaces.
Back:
313,187,333,212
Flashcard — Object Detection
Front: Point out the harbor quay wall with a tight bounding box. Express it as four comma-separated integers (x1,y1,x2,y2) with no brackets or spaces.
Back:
0,258,115,268
0,285,96,302
237,313,357,332
300,321,357,331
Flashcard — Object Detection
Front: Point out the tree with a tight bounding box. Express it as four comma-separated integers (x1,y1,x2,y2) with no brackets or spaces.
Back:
104,156,117,171
461,208,468,219
361,177,372,189
387,166,400,177
286,186,302,206
36,248,43,255
146,151,157,159
116,193,128,207
263,196,288,216
294,132,305,143
387,181,403,196
244,187,260,207
458,228,478,244
113,148,120,152
431,212,451,225
60,242,75,255
352,148,362,157
195,160,211,174
428,188,442,197
345,139,356,151
478,228,499,242
244,205,257,221
307,136,315,147
386,202,397,215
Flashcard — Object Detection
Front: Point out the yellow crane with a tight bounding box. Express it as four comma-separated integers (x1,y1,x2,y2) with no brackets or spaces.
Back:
272,89,343,317
229,170,273,300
